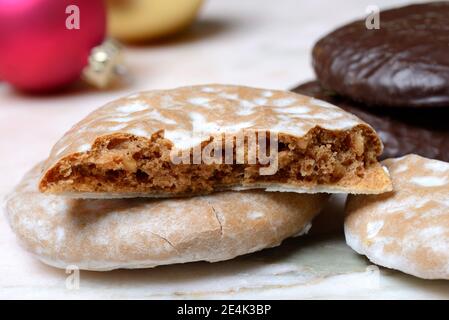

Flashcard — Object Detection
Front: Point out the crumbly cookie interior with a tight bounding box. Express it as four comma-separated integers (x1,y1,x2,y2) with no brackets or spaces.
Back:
40,126,381,195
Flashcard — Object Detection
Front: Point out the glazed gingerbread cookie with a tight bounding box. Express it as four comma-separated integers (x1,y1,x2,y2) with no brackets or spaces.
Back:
345,154,449,279
39,84,391,198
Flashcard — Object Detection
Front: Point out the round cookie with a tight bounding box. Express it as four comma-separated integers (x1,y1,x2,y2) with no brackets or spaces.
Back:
38,84,392,198
345,154,449,279
293,81,449,161
313,2,449,108
5,164,328,271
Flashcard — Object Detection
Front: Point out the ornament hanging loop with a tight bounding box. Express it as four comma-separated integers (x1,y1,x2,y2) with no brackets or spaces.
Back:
83,38,125,88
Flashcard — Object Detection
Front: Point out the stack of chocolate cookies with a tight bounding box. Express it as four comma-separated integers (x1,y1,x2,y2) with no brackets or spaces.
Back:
294,2,449,279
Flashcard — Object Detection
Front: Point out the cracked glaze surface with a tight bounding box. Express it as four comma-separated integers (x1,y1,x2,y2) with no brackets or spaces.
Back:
6,164,328,271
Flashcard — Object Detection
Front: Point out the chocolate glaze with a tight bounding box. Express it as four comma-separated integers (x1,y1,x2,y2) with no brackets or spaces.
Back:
312,2,449,108
293,81,449,161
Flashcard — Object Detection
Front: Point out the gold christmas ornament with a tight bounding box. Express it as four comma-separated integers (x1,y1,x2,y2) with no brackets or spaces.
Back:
106,0,204,42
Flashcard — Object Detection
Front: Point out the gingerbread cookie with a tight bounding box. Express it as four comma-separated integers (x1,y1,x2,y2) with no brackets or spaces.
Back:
345,155,449,279
6,163,328,271
313,2,449,108
39,84,391,198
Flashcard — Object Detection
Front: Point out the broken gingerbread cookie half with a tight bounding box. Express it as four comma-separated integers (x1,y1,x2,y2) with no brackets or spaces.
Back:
39,84,392,198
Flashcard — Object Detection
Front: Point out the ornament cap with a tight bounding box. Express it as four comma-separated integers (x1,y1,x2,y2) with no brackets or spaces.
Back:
82,39,125,88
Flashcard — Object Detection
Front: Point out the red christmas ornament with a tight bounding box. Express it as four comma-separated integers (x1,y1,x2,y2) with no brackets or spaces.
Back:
0,0,120,92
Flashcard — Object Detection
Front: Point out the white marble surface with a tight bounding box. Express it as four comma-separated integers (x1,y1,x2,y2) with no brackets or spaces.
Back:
1,0,448,299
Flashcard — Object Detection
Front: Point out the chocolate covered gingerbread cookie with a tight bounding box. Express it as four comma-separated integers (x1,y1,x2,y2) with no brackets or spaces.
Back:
313,2,449,108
